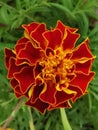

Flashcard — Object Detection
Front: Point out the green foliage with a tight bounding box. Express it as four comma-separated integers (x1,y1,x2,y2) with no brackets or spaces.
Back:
0,0,98,130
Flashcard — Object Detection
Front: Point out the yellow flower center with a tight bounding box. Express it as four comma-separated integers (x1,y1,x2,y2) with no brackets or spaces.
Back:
38,47,75,91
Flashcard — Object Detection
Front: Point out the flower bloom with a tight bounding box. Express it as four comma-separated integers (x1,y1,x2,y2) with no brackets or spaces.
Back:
5,20,95,114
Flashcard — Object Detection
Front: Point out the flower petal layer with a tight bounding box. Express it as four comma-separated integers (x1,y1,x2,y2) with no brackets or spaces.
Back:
26,98,49,114
14,66,35,93
62,30,80,50
39,82,56,105
5,48,16,69
71,38,94,61
43,29,62,50
18,42,43,65
70,72,95,93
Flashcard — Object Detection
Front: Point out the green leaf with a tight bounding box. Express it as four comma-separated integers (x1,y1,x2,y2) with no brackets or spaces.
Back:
0,6,10,24
90,91,98,102
75,12,89,36
61,0,73,10
16,0,22,9
49,3,76,20
0,43,14,51
89,25,98,37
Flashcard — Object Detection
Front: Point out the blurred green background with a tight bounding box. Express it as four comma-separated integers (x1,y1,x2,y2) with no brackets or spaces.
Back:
0,0,98,130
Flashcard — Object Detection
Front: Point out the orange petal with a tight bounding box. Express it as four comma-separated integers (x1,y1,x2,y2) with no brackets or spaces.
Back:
14,66,35,93
70,72,95,93
62,29,80,50
31,23,47,49
43,29,62,50
26,98,49,114
18,42,43,65
5,48,16,69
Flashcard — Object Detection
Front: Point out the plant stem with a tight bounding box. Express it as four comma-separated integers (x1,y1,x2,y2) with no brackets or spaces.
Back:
28,107,35,130
2,98,24,130
60,108,72,130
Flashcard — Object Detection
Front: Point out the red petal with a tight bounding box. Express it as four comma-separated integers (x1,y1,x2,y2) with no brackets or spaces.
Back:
10,78,19,89
68,85,83,102
54,90,74,106
31,23,47,49
62,29,80,50
15,37,28,56
5,48,16,69
8,57,26,79
75,60,93,74
22,22,39,35
34,63,43,77
48,101,71,110
56,20,66,34
39,82,56,105
18,42,43,65
26,98,49,114
56,20,78,34
14,85,23,98
43,29,62,50
30,85,44,103
71,38,94,60
14,66,35,93
70,72,95,93
15,37,28,45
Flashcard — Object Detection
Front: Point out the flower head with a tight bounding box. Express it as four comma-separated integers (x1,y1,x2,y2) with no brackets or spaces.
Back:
5,20,95,114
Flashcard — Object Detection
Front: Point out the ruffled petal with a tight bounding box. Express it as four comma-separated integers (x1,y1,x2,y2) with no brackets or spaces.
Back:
70,72,95,93
14,85,23,98
5,48,16,69
56,20,78,34
8,57,26,79
56,20,66,34
10,78,19,89
48,101,71,110
43,29,62,50
62,29,80,50
30,84,44,103
15,37,29,59
71,38,94,61
54,90,74,106
22,22,39,35
68,85,83,102
30,23,47,49
39,82,56,105
26,98,49,114
75,60,93,74
18,42,44,65
14,66,35,93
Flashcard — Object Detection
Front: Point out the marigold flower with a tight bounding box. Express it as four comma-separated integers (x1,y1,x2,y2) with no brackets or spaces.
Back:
5,20,95,114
